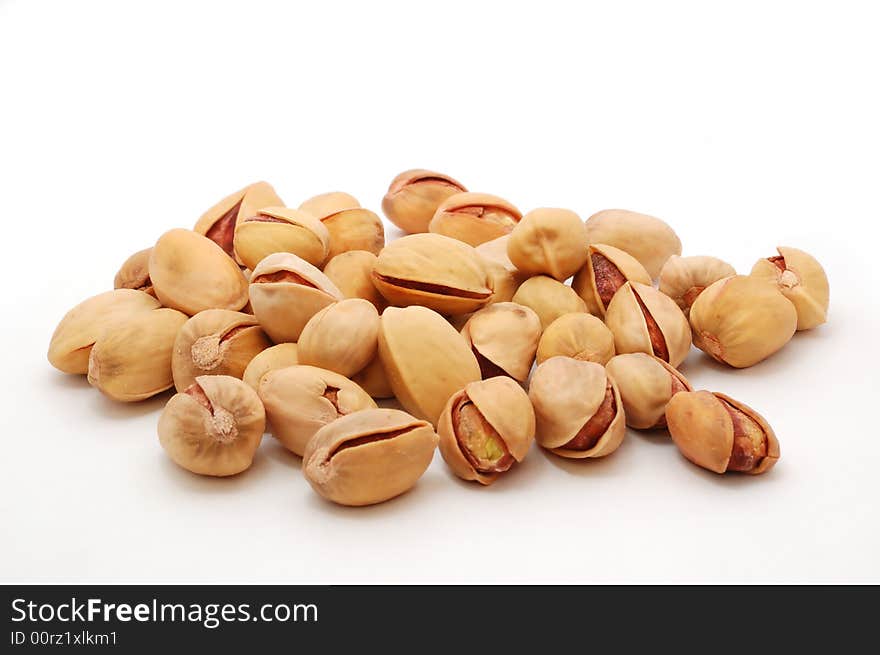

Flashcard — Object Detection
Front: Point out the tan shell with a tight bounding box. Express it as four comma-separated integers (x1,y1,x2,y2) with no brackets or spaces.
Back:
536,313,616,365
299,191,360,218
320,208,385,261
572,243,652,316
584,209,682,278
511,275,588,329
350,354,394,399
303,408,438,506
381,169,467,234
378,306,481,425
171,310,271,392
437,376,535,485
248,252,343,343
475,235,529,304
659,255,737,315
689,275,797,368
297,299,380,377
114,247,155,296
322,250,387,312
604,281,692,367
507,208,589,280
242,343,299,390
460,302,541,381
257,365,376,456
233,206,330,270
150,229,249,315
158,375,265,476
750,246,829,331
194,181,283,260
428,192,521,247
605,353,692,429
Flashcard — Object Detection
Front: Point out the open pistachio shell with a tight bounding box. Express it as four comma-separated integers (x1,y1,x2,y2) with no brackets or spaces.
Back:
605,353,692,429
320,208,385,261
572,243,652,316
507,207,589,280
297,299,380,378
242,343,299,390
659,255,737,315
381,169,467,234
194,181,283,261
584,209,682,279
428,192,521,247
299,191,360,218
460,302,541,381
114,247,155,296
322,250,387,312
511,275,587,330
536,313,616,366
233,206,330,270
475,235,529,305
750,246,829,331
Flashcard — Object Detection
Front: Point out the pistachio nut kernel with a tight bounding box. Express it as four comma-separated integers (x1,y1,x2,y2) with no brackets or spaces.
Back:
298,191,360,219
257,365,376,456
242,343,299,390
665,391,780,475
438,377,536,485
475,235,529,305
507,208,589,280
322,250,387,312
114,247,155,296
381,169,467,234
750,246,829,331
233,206,330,270
428,192,522,247
584,209,682,279
194,181,283,260
536,313,616,366
303,408,438,507
511,275,588,330
150,229,249,315
158,375,265,477
372,233,493,316
320,208,385,261
689,275,797,368
572,244,652,317
350,354,395,399
460,302,541,381
658,255,737,315
248,252,343,343
298,299,380,378
171,309,271,392
528,357,626,459
604,281,692,368
605,353,692,429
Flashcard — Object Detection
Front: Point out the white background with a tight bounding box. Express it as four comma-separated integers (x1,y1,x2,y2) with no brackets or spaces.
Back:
1,0,878,583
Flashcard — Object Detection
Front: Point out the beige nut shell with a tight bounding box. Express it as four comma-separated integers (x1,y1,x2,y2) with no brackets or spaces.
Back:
114,247,155,296
507,207,589,280
536,313,616,365
194,181,283,261
320,208,385,261
750,246,829,331
233,206,330,270
298,191,360,219
461,302,542,381
297,298,380,378
605,353,692,429
242,343,299,390
322,250,387,312
381,169,467,234
350,354,395,399
659,255,737,314
584,209,682,278
512,275,588,330
572,243,652,316
475,235,529,305
428,192,522,247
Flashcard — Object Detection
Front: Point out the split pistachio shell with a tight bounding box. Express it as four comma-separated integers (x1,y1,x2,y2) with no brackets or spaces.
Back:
659,255,737,315
299,191,360,218
257,365,377,456
528,357,626,459
689,275,797,368
604,281,692,368
320,208,385,260
322,250,387,312
150,229,249,315
372,233,493,315
572,244,652,317
297,299,380,377
511,275,587,329
248,252,343,343
242,343,299,390
428,192,521,247
158,375,265,476
605,353,692,429
233,206,330,270
350,354,395,399
665,391,780,475
475,235,529,305
536,313,616,365
171,310,271,392
584,209,682,278
381,169,467,234
378,306,481,425
194,181,283,260
507,208,589,280
114,247,155,296
460,302,541,381
750,246,829,331
303,408,438,506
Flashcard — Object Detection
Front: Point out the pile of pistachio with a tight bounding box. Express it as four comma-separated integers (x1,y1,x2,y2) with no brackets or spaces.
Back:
47,170,830,506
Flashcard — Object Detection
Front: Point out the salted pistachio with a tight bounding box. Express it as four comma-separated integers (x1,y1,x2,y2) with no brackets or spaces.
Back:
750,246,829,331
150,229,249,315
303,408,438,506
460,302,541,381
665,391,780,475
659,255,737,315
475,235,529,304
322,250,387,312
584,209,682,279
536,313,615,366
372,233,493,316
88,307,188,402
381,169,467,234
528,357,625,459
572,244,652,317
428,192,521,247
689,275,797,368
605,353,692,429
233,206,329,270
194,181,283,260
378,306,481,425
48,289,160,374
604,281,692,368
242,343,299,390
507,208,589,281
297,299,380,378
319,208,385,261
172,310,271,392
511,275,587,329
299,191,360,218
258,365,376,456
248,252,343,343
114,247,155,297
158,375,265,476
350,354,394,399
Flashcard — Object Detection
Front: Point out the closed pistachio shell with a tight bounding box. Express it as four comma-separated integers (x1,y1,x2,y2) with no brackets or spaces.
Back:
298,299,380,377
475,235,529,305
605,353,692,429
536,313,616,365
114,247,155,296
507,208,589,280
428,192,521,247
511,275,587,329
381,169,467,234
194,181,283,260
750,246,829,331
233,206,330,270
350,354,395,399
322,250,387,312
460,302,541,381
242,343,299,390
320,208,385,260
572,243,652,316
584,209,682,278
299,191,360,218
659,255,737,315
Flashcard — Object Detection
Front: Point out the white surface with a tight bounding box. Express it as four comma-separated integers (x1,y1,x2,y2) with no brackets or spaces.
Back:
1,0,878,583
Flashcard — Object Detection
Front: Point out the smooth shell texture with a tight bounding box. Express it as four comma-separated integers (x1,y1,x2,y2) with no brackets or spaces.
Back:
321,208,385,260
511,275,588,329
572,243,652,316
536,313,616,365
233,206,330,270
750,246,829,330
475,235,529,305
114,247,154,295
507,207,589,280
428,192,522,246
461,302,541,381
322,250,387,312
351,354,395,399
584,209,682,278
297,299,380,377
194,181,283,260
659,255,737,314
242,343,299,390
381,169,467,234
605,353,692,429
298,191,360,218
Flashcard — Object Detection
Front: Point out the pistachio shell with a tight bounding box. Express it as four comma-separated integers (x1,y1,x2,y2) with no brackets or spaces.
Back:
299,191,360,218
584,209,682,278
350,354,395,399
605,353,692,429
428,192,521,246
381,169,467,234
460,302,541,381
507,207,589,280
242,343,299,390
233,206,330,270
475,235,528,305
322,250,387,312
511,275,587,329
113,247,155,296
297,299,380,377
659,255,737,315
321,208,385,260
572,243,652,316
750,246,829,331
536,313,616,365
194,181,283,260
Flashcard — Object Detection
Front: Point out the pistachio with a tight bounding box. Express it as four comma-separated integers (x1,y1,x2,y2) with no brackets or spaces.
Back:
257,365,376,456
113,247,155,296
233,206,329,270
242,343,299,390
428,192,521,246
381,169,467,234
511,275,587,329
528,357,626,459
194,181,283,260
158,375,265,476
536,313,616,365
507,208,589,280
658,255,737,315
378,306,481,424
665,391,780,475
322,250,387,312
437,377,535,485
171,310,271,392
475,235,529,305
604,281,692,367
605,353,692,429
572,244,652,317
350,354,395,399
302,408,438,506
297,299,380,377
299,191,360,218
150,229,249,315
750,246,829,331
689,275,797,368
372,233,493,315
584,209,682,278
319,208,385,261
460,302,541,381
248,252,343,343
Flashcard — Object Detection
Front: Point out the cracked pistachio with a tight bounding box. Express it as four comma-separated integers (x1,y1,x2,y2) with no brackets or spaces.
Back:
114,247,155,297
242,343,299,390
658,255,737,315
299,191,360,218
750,246,829,331
605,353,692,429
460,302,541,381
475,235,529,305
507,208,589,280
297,299,380,378
572,244,652,317
381,169,467,234
322,250,387,312
319,208,385,261
194,181,283,261
584,209,682,279
536,313,615,366
511,275,587,329
428,192,521,247
233,206,329,270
